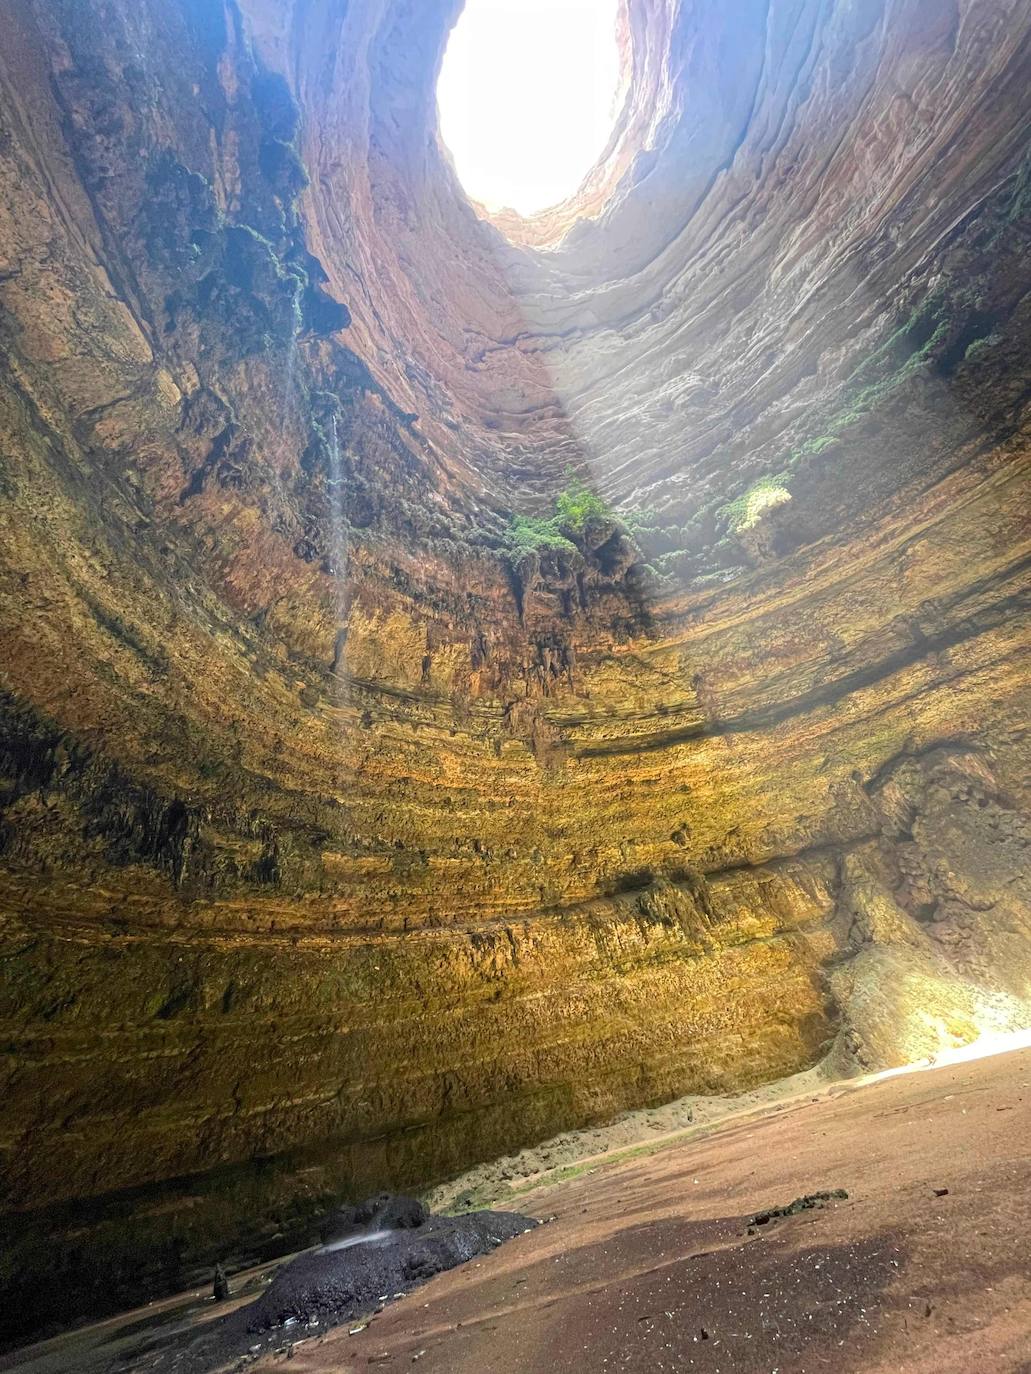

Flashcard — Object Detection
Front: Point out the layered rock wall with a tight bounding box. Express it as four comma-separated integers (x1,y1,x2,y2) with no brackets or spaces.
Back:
0,0,1029,1342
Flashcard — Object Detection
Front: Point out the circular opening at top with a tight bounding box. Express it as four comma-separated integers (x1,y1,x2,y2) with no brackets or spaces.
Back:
437,0,623,220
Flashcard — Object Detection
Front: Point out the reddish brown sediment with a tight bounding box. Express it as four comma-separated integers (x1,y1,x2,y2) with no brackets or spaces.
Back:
259,1048,1031,1374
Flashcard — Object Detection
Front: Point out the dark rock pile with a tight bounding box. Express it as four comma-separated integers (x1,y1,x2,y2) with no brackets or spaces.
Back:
140,1196,537,1372
244,1197,534,1333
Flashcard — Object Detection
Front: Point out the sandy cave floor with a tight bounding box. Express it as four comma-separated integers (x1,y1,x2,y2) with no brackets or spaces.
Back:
4,1048,1030,1374
249,1048,1031,1373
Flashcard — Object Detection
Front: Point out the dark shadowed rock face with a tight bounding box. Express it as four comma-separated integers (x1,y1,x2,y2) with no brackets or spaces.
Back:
0,0,1029,1344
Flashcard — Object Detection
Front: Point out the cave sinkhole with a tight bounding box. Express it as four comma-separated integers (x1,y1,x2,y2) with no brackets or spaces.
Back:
2,0,1031,1362
436,0,623,217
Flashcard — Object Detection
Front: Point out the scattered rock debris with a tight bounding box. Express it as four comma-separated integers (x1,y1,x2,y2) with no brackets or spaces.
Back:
747,1189,849,1233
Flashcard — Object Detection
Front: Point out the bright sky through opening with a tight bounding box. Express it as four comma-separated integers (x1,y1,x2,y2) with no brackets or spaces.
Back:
437,0,622,217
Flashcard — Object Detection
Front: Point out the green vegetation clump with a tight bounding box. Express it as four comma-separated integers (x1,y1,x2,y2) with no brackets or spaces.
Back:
778,314,951,478
718,474,792,533
506,514,577,554
708,281,977,548
554,478,609,531
504,477,611,554
964,332,1002,362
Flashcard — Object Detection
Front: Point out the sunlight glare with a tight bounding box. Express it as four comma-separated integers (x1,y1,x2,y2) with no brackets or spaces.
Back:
437,0,622,217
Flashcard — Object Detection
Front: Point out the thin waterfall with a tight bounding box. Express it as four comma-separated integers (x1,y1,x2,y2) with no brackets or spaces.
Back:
328,412,349,691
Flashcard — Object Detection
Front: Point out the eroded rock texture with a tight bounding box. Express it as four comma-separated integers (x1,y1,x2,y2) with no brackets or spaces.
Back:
0,0,1029,1342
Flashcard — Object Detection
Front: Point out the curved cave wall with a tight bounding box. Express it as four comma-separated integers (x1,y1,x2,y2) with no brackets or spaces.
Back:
0,0,1029,1341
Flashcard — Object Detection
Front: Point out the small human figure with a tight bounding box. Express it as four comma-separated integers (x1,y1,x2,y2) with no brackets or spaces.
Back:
213,1262,230,1302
